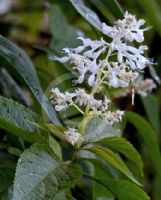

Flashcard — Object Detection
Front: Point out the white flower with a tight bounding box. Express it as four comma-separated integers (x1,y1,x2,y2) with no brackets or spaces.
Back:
75,88,111,112
134,78,156,96
50,38,108,86
64,127,82,145
105,62,139,88
116,44,151,70
104,110,124,125
102,11,147,44
50,88,75,111
75,88,89,106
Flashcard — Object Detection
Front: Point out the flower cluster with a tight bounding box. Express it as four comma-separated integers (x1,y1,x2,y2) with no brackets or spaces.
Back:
50,12,157,146
64,127,82,146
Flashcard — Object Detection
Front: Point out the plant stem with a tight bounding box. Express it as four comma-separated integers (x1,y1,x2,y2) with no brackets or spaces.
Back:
79,49,112,135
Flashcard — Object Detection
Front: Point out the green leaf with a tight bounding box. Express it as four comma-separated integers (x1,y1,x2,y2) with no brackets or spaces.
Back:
84,118,121,143
141,94,160,135
86,146,140,185
0,95,46,143
94,136,143,176
13,144,82,200
137,0,161,37
84,158,114,199
36,123,66,141
8,147,22,157
48,4,82,96
89,0,123,24
49,134,62,160
93,167,114,200
85,174,150,200
0,152,16,193
69,0,102,31
101,0,123,19
126,111,161,181
0,34,60,124
49,4,83,54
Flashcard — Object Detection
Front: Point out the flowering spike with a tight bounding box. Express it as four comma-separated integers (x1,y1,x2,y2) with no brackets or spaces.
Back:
49,11,157,143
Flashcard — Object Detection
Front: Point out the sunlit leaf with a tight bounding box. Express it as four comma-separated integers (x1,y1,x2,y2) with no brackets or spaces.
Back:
93,136,143,175
69,0,102,31
84,118,121,143
86,146,140,185
85,174,150,200
13,144,82,200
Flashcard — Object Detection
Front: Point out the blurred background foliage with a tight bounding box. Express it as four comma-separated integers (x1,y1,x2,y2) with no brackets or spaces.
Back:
0,0,161,199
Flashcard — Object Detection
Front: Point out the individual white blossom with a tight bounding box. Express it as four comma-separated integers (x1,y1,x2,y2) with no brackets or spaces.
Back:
102,11,148,43
104,110,124,125
134,78,156,96
64,127,82,145
105,62,139,88
75,88,89,106
50,87,75,111
75,88,110,112
89,110,124,125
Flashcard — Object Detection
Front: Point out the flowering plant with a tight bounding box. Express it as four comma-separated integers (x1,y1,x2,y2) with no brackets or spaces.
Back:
0,1,161,200
50,11,156,146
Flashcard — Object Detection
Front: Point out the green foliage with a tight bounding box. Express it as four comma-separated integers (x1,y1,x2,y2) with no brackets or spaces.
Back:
0,0,160,199
141,94,160,135
94,136,143,175
126,112,161,181
89,0,123,24
0,34,60,125
86,146,140,185
69,0,102,31
84,118,121,142
0,95,46,143
137,0,161,37
0,160,15,193
87,175,150,200
13,144,82,200
49,4,83,55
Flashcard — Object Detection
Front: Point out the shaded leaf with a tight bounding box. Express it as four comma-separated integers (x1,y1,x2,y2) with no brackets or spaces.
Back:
0,34,60,124
101,0,123,19
93,167,114,200
49,4,83,54
0,152,16,193
126,111,161,181
141,94,160,135
137,0,161,37
89,0,123,24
